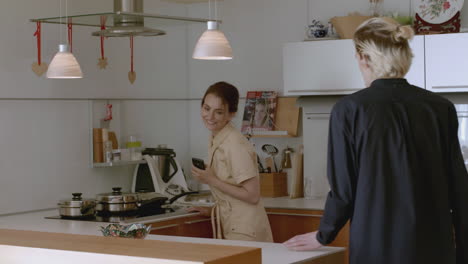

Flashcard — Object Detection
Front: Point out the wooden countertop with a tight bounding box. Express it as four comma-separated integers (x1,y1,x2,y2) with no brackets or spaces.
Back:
0,229,260,264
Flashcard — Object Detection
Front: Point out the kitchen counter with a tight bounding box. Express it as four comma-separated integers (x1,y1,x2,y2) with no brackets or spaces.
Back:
0,208,343,264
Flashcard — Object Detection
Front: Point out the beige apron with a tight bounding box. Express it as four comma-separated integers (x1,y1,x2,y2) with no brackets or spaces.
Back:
207,123,273,242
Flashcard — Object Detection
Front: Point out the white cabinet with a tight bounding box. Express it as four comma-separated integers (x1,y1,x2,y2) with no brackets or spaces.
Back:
302,112,330,198
283,39,364,96
426,33,468,92
283,36,425,96
405,35,425,88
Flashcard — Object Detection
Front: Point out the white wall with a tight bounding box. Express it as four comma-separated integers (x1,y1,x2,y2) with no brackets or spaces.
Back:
4,0,468,214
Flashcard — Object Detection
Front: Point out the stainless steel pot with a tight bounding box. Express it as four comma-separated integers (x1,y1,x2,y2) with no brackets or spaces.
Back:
58,193,96,218
95,187,139,214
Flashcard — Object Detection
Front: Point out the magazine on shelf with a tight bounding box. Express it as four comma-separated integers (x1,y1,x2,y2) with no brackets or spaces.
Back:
241,91,278,134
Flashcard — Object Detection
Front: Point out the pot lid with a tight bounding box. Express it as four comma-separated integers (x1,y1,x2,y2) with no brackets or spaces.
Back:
96,187,138,204
58,193,96,207
30,0,219,38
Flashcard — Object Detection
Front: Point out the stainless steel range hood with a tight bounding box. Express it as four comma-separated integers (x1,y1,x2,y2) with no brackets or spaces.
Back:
92,0,166,37
30,0,218,37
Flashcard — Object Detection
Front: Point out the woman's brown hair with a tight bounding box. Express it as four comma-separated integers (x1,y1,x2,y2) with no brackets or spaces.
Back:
201,82,239,113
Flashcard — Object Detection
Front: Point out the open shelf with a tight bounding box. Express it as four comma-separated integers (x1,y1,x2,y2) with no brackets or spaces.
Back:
246,97,300,138
93,160,146,168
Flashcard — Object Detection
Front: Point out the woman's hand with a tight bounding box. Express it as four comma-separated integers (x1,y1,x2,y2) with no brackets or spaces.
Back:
186,206,212,217
283,231,323,251
191,165,217,185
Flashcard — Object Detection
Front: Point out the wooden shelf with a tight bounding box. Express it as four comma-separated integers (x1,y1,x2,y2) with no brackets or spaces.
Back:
248,97,300,138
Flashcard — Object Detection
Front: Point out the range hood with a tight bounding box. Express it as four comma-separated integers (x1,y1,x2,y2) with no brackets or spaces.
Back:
30,0,218,37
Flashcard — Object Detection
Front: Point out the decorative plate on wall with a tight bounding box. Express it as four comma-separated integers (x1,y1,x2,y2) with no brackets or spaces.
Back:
414,0,464,24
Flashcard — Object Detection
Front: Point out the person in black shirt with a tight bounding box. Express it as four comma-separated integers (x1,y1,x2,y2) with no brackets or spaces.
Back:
284,17,468,264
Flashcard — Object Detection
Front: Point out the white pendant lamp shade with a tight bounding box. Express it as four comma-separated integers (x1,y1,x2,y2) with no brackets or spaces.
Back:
193,21,232,60
47,44,83,79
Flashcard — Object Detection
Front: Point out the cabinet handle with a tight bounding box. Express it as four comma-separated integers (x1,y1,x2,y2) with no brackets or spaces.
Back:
306,114,330,120
431,85,468,89
184,219,211,225
288,89,356,93
267,212,323,217
151,224,179,230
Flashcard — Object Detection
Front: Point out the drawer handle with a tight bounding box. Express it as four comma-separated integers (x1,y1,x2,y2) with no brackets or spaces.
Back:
431,85,468,89
288,89,356,93
267,212,323,217
151,224,179,230
184,219,211,225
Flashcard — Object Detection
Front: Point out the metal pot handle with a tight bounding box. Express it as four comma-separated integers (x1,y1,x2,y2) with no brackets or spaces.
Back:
167,191,198,204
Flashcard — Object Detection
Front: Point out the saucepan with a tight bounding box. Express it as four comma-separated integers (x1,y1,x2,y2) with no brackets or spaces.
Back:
57,193,96,219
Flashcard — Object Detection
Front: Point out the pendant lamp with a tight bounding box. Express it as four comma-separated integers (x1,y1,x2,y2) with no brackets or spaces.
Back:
47,44,83,78
193,0,232,60
47,0,83,79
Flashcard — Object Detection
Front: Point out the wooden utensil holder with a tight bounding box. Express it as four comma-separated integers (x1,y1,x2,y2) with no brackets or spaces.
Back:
260,172,288,197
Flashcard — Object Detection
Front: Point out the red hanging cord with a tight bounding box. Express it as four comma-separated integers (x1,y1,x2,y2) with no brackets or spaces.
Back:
67,18,73,52
130,36,134,73
100,16,106,59
33,21,42,65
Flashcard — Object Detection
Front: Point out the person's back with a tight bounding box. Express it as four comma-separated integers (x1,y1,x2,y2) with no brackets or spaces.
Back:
332,79,463,263
284,17,468,264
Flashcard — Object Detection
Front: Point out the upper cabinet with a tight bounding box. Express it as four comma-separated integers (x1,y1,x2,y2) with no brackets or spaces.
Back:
425,33,468,92
405,35,425,88
283,39,364,96
283,36,425,95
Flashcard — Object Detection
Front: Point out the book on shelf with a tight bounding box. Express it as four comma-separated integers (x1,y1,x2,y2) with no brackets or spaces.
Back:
241,91,278,135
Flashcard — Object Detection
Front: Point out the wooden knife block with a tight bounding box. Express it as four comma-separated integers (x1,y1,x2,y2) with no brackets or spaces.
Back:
260,172,288,197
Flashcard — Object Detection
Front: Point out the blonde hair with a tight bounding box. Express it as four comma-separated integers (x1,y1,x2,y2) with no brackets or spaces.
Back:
353,17,414,79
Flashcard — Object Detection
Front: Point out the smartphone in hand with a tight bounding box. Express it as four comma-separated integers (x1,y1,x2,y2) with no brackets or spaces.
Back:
192,158,206,170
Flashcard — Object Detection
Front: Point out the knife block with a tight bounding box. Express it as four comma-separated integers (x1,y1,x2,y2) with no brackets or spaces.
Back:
259,172,288,197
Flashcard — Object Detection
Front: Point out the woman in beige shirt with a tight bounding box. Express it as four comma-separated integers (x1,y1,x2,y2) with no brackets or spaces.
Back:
188,81,273,242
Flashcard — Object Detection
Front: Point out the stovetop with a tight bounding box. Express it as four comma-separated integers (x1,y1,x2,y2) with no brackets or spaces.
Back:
45,209,175,223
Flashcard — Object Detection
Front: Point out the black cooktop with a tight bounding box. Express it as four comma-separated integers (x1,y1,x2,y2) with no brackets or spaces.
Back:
45,208,175,223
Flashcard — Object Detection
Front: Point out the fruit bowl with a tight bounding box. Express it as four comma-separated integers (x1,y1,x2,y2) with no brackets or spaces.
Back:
100,223,151,239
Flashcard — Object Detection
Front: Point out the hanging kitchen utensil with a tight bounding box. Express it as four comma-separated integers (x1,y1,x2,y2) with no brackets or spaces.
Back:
98,16,108,69
261,144,279,172
128,36,136,84
32,21,48,76
281,146,294,169
67,18,73,52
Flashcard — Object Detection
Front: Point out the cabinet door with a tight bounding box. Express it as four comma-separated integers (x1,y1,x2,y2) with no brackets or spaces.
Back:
426,33,468,92
180,217,213,238
283,40,365,96
405,35,425,88
149,222,180,236
302,113,330,198
266,208,350,264
267,210,322,243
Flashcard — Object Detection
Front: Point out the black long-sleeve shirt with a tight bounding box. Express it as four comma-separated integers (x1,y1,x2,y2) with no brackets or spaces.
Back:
317,79,468,264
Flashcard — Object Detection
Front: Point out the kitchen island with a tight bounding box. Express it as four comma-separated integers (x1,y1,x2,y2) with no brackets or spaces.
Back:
0,204,344,264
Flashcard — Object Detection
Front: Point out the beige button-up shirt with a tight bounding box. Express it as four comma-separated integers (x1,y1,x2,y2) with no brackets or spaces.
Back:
208,123,273,242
